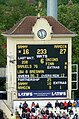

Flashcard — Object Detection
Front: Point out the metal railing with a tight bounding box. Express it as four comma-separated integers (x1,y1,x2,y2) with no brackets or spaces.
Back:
72,64,78,90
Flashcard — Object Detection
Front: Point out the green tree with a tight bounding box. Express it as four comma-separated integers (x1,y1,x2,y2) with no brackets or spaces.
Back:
0,0,6,4
58,4,79,98
58,0,79,5
0,32,7,66
58,4,79,62
0,0,36,67
0,0,36,30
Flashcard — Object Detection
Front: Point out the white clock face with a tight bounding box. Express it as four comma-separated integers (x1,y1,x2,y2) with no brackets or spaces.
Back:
37,29,47,39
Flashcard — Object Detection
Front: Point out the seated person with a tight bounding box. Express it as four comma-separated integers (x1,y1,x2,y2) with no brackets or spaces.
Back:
31,102,35,108
59,102,64,110
35,103,40,108
45,102,53,108
55,100,60,108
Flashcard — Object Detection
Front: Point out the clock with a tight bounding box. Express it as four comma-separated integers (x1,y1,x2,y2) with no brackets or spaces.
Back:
37,29,47,39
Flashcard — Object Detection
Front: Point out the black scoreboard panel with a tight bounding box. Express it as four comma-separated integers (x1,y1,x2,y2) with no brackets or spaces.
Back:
16,44,68,91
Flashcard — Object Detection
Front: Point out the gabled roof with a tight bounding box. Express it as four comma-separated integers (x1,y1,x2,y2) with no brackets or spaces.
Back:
3,16,75,36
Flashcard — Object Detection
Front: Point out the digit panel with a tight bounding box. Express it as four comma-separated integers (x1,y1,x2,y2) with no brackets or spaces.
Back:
16,44,68,91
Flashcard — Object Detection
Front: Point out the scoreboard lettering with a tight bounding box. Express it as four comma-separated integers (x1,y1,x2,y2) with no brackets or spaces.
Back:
16,44,68,98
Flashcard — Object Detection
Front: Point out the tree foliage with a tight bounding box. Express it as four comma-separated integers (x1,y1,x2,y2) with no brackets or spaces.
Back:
58,4,79,98
58,4,79,64
58,0,79,5
0,0,36,67
0,0,36,31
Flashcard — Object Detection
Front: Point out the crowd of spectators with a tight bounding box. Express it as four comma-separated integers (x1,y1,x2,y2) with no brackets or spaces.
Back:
15,100,79,119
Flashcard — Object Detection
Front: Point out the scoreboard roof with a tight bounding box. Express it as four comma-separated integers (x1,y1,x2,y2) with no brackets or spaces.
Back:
3,16,75,36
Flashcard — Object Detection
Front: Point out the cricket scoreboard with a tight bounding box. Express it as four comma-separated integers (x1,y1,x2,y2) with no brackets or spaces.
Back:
16,44,68,98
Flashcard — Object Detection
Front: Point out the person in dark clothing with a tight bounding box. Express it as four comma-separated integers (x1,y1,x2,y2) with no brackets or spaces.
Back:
48,111,54,119
69,109,73,115
22,112,26,118
31,107,35,113
0,110,4,119
59,102,64,110
19,102,22,110
26,112,30,119
68,100,72,112
45,102,53,108
35,103,40,108
68,100,72,107
74,113,78,119
55,100,60,108
45,108,49,115
22,101,28,108
56,114,61,119
41,108,45,116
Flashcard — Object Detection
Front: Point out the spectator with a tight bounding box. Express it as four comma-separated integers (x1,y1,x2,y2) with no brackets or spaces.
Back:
26,112,30,119
22,101,28,113
31,106,35,113
45,108,49,115
31,102,36,108
22,101,28,108
64,101,68,110
68,100,72,107
30,113,36,119
62,111,66,118
37,110,43,119
11,113,15,119
55,100,60,108
19,102,22,110
22,111,26,118
76,101,79,107
15,109,19,115
66,114,69,119
22,106,26,113
0,109,4,119
68,100,72,111
35,103,40,108
16,114,22,119
48,111,53,118
45,102,53,108
41,108,45,116
69,109,73,115
26,107,30,113
72,101,76,107
43,114,48,119
74,113,78,119
59,102,64,110
56,113,61,119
